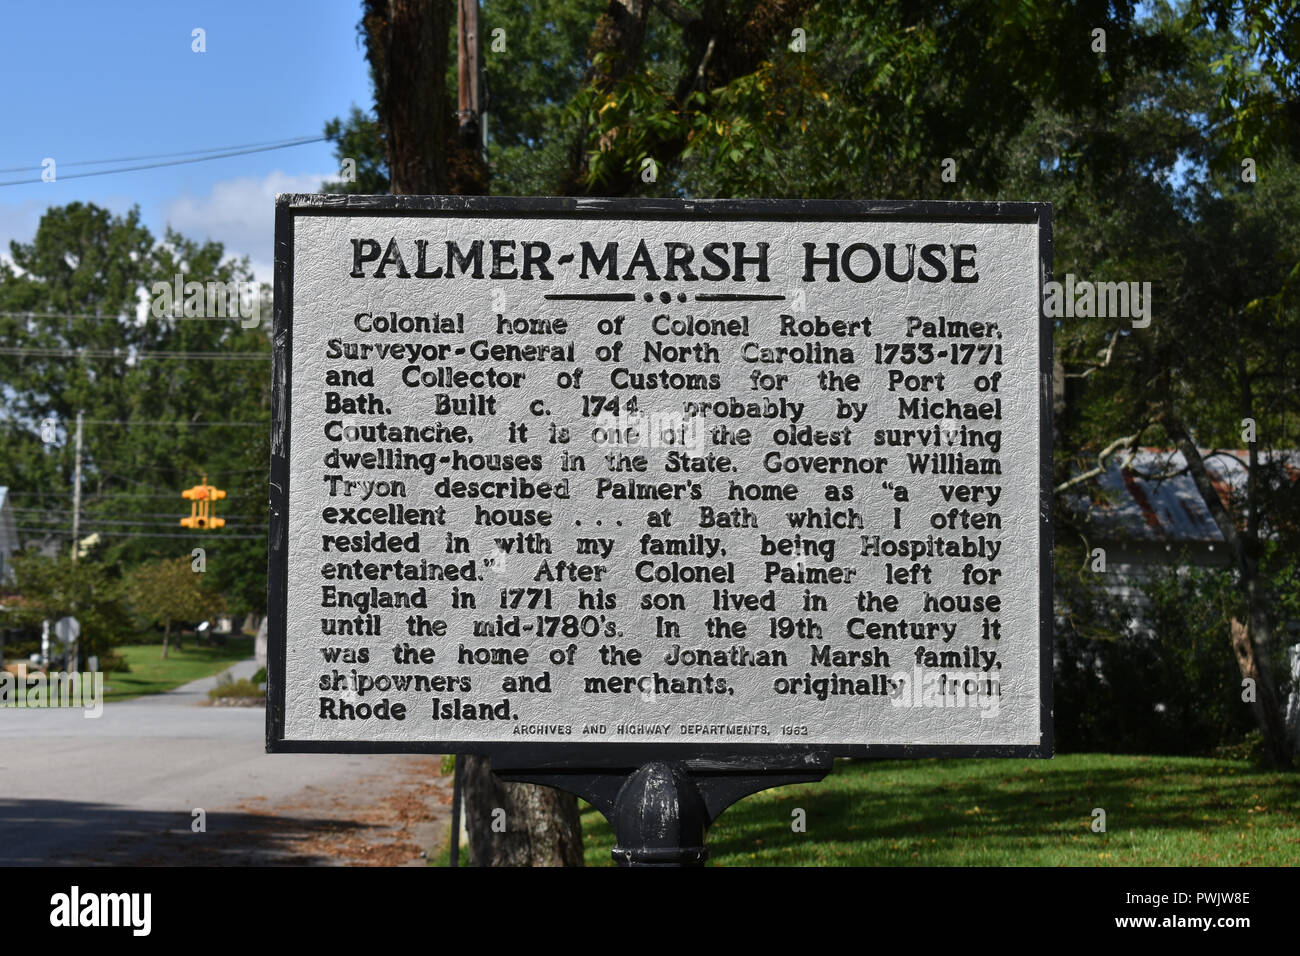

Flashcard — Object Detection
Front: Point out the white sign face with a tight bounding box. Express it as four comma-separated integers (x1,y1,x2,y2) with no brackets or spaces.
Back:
54,617,80,645
270,198,1050,755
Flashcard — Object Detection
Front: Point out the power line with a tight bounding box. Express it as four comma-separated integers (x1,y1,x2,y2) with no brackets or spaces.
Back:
87,470,259,496
15,508,252,522
0,135,326,173
14,526,266,540
0,346,269,360
81,419,267,427
5,491,250,500
15,515,252,528
6,471,265,497
7,418,269,427
12,508,256,521
0,137,326,187
93,463,269,477
91,471,199,494
0,310,260,324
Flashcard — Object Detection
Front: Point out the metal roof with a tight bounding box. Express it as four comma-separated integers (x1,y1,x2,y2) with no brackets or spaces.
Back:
1070,449,1297,544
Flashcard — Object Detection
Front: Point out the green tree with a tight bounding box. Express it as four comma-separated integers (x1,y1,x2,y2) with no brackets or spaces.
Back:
342,0,585,868
126,556,226,659
0,204,273,617
1013,5,1300,762
5,552,132,665
321,105,390,193
312,2,1300,861
1194,0,1300,169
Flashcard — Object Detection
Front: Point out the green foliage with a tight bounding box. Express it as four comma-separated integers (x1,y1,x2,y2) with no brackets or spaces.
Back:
1055,561,1259,755
4,551,132,662
569,1,1183,198
323,0,613,196
0,202,272,617
1195,0,1300,170
96,650,129,673
321,105,390,193
208,673,264,699
327,1,1296,206
126,556,225,632
482,0,613,195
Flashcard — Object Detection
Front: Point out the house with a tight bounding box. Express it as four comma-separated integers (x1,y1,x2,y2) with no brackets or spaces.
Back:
1065,449,1249,606
1065,449,1300,747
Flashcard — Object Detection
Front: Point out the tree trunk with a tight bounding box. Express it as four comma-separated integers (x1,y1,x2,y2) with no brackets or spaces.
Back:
1171,428,1292,764
461,756,584,866
1230,617,1290,757
161,619,170,660
361,0,584,865
362,0,452,194
450,0,489,194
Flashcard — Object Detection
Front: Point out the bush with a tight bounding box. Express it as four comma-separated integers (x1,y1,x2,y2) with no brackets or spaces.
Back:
250,667,267,685
208,673,264,700
96,651,129,674
1054,559,1258,755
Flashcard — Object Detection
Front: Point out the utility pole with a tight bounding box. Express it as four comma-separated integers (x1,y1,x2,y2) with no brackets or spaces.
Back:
457,0,481,150
70,409,83,563
453,1,479,833
478,2,488,165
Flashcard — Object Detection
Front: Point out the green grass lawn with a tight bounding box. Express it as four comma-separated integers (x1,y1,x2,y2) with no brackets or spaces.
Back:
566,754,1299,866
103,636,254,702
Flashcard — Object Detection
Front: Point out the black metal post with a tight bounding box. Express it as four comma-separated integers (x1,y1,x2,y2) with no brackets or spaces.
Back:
610,762,708,865
496,751,832,867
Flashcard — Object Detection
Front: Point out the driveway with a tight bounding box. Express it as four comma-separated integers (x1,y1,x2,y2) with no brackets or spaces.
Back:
0,661,451,865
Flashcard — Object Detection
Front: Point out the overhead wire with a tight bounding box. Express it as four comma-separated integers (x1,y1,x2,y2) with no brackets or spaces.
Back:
0,310,261,324
14,526,266,541
0,135,326,173
0,136,326,187
80,419,267,427
0,346,269,360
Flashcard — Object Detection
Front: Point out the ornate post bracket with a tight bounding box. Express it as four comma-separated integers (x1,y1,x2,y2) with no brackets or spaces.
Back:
495,750,833,866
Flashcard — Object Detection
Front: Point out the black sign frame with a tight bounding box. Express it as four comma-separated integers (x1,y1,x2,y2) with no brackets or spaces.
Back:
267,195,1054,763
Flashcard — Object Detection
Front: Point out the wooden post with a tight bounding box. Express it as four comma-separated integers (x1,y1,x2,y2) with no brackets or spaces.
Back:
457,0,480,138
70,409,83,562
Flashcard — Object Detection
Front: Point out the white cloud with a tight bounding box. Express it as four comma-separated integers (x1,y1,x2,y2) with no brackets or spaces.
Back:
0,199,50,270
163,171,329,283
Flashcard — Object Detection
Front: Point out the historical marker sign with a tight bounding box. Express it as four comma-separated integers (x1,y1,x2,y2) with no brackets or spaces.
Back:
268,197,1052,759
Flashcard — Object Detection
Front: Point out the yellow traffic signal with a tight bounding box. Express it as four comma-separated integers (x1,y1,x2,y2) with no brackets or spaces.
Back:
180,475,227,530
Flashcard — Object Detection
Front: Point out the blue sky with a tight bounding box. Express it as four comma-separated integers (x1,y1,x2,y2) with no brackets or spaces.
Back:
0,0,374,281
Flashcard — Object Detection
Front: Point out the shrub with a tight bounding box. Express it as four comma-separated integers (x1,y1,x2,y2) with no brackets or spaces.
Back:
1054,558,1259,755
208,674,264,699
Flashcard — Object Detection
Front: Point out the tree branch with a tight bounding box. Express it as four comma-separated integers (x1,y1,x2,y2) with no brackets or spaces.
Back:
1063,328,1122,378
1054,431,1143,495
1162,411,1246,569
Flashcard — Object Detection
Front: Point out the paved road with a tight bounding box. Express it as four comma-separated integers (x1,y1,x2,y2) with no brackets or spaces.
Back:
0,661,448,865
